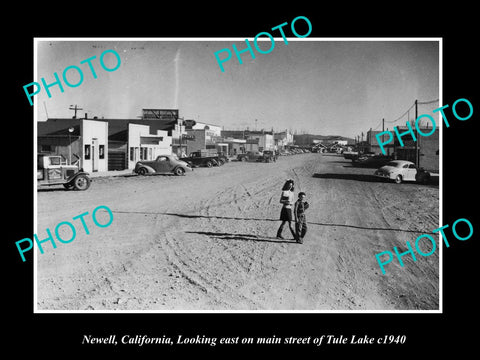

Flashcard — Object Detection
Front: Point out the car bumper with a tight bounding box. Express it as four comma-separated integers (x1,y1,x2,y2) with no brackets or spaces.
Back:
374,171,393,179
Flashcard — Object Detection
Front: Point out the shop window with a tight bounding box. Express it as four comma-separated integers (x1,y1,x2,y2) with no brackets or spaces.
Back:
148,148,152,160
85,144,91,160
129,147,134,161
99,145,105,159
140,147,147,160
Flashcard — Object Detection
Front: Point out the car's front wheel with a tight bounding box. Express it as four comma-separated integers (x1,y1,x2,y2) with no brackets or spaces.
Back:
174,167,185,176
73,175,91,190
394,174,403,184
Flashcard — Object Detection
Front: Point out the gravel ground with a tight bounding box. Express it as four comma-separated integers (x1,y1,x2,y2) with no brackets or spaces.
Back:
36,153,439,311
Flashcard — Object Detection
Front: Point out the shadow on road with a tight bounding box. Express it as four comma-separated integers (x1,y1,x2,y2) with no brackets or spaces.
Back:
306,221,426,234
159,212,278,222
185,231,295,244
313,173,383,182
111,210,428,234
37,187,69,192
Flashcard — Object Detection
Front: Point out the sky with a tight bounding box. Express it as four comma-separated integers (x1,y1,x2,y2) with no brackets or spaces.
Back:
34,39,439,139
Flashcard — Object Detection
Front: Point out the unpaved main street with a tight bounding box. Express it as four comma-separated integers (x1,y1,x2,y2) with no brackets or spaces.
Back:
36,153,439,311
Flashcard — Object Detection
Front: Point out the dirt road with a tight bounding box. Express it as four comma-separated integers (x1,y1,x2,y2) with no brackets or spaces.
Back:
36,153,439,311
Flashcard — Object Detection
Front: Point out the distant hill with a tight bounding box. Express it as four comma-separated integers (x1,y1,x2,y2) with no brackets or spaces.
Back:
293,134,355,145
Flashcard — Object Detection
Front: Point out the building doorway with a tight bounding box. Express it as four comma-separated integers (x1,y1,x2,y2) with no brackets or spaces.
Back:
92,138,99,172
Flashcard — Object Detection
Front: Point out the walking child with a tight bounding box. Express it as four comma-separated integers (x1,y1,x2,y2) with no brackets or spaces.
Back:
276,179,297,240
294,192,309,244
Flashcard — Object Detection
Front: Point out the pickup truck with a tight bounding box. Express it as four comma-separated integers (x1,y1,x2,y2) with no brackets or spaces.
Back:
37,153,91,190
180,150,224,168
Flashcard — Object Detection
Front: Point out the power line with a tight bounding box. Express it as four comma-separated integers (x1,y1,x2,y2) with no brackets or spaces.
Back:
358,98,439,142
384,102,415,124
417,98,439,105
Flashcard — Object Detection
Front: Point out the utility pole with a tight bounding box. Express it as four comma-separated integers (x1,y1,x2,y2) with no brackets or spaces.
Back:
382,118,386,155
69,104,83,119
415,99,419,167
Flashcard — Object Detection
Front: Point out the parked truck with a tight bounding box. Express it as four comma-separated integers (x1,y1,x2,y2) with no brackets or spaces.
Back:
180,149,226,168
37,153,91,190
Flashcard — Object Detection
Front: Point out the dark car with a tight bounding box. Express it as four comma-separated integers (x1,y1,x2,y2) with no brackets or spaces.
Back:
237,151,258,162
262,150,277,162
180,151,219,168
353,154,393,168
217,151,230,165
37,154,91,190
237,151,269,162
134,155,193,176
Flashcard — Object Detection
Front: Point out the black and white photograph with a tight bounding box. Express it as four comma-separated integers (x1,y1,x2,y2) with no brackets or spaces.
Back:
33,38,441,312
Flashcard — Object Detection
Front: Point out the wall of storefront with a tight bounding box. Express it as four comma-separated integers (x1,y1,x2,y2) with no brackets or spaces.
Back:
37,136,82,164
127,124,172,169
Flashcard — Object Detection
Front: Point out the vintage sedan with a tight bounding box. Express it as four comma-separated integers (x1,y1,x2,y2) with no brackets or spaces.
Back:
374,160,431,184
134,155,193,176
237,151,264,162
353,154,393,168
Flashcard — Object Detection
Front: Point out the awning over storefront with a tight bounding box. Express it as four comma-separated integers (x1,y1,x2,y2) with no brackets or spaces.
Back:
140,136,163,145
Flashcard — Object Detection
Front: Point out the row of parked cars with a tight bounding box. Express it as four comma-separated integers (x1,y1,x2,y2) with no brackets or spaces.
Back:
36,150,228,191
134,146,316,176
280,148,312,156
236,150,277,163
37,146,314,192
133,149,230,176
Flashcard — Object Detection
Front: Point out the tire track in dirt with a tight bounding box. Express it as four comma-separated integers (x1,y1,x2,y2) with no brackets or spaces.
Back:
37,153,439,310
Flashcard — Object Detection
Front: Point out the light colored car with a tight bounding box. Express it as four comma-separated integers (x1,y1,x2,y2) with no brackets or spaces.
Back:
374,160,431,184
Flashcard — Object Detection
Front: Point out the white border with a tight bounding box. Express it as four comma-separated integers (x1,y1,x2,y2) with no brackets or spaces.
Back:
33,37,443,314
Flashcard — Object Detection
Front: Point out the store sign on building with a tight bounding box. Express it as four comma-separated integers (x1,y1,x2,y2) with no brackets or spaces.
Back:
142,109,179,121
182,134,195,141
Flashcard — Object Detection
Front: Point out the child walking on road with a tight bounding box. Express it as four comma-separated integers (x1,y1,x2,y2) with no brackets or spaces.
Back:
294,192,309,244
276,179,297,240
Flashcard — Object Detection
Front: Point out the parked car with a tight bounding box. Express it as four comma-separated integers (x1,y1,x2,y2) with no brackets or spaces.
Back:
374,160,431,184
353,154,393,168
237,151,276,163
262,150,277,162
180,150,220,168
37,153,91,190
343,151,359,160
134,155,193,176
217,151,230,165
237,151,264,162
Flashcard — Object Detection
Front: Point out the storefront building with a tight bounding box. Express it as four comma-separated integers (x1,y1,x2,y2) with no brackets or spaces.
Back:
38,118,108,173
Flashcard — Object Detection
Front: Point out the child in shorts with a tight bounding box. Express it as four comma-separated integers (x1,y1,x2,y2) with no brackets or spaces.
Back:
294,192,309,244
